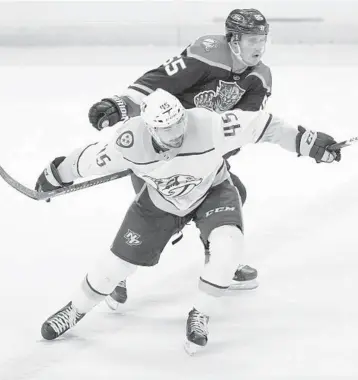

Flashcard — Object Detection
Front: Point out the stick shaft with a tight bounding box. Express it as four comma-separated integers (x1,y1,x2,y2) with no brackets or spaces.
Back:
328,136,358,151
0,165,131,201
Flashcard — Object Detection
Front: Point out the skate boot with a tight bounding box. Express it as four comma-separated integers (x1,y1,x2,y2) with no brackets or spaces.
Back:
105,280,128,311
41,301,85,340
229,264,258,290
204,241,258,290
184,308,209,355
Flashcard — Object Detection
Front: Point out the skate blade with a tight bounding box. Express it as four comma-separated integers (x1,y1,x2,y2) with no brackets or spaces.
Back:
184,340,205,356
105,296,119,311
228,279,259,291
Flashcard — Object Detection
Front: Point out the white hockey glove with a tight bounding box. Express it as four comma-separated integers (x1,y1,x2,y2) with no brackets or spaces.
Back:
296,126,341,163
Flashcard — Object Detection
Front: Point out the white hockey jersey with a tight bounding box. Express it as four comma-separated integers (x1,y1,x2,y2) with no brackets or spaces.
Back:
59,108,298,216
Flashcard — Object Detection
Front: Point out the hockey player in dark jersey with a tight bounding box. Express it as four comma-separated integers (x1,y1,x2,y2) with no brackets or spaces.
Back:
88,8,271,307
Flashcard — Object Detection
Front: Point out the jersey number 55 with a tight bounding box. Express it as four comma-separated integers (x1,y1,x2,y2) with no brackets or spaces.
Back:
163,56,187,76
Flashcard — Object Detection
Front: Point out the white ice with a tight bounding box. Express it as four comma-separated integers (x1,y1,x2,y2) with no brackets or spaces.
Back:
0,45,358,379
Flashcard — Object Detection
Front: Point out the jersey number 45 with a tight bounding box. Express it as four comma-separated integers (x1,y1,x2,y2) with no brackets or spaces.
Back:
222,112,241,137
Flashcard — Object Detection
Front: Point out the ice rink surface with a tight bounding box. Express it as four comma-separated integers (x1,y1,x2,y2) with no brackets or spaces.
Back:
0,45,358,379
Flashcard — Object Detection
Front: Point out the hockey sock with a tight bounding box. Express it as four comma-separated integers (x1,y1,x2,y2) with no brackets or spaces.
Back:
195,225,244,315
72,250,137,313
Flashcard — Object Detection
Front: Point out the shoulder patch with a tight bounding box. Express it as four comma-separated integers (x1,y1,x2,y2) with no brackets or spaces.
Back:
117,130,134,148
187,35,232,72
201,38,219,52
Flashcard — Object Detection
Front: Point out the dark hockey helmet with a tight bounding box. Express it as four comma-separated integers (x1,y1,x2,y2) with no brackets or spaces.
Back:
225,9,269,42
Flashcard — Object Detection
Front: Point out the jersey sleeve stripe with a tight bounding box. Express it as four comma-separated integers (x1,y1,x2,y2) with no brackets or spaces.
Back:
255,113,273,143
122,88,147,105
186,50,232,72
124,157,159,165
76,143,98,177
177,148,215,157
129,83,154,96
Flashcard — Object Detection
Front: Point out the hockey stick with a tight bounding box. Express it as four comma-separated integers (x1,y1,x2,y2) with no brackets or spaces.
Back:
2,134,354,201
328,136,358,151
0,165,132,201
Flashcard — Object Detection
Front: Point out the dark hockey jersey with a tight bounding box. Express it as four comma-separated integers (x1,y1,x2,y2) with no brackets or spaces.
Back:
122,35,272,115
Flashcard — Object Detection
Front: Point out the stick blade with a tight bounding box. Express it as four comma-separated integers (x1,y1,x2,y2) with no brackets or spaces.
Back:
0,165,39,200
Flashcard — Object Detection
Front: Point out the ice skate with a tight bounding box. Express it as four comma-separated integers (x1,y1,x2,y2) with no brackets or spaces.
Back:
229,264,258,290
105,280,128,311
184,308,209,355
41,301,85,340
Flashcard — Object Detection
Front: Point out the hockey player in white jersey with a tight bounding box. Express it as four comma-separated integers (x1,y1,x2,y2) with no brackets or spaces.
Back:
36,89,341,353
89,8,272,303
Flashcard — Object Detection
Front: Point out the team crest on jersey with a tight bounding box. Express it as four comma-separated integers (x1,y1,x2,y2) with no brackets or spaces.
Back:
201,38,219,52
194,81,245,113
117,131,134,148
144,174,202,197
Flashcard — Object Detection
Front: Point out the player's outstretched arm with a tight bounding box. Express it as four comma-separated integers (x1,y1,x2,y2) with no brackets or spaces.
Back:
35,139,131,194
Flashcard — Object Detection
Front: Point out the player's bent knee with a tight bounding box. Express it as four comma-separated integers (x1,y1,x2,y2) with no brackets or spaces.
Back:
201,225,244,290
209,225,243,265
87,249,137,295
209,224,243,246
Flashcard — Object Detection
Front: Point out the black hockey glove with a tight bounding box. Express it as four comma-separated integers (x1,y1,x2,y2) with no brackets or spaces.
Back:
35,157,73,193
296,126,341,163
88,95,128,131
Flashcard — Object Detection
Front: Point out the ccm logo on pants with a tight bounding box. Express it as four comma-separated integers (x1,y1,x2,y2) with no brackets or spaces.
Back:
205,206,235,217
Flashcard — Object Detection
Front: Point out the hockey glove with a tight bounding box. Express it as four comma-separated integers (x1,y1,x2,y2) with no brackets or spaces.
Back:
35,157,73,193
88,95,128,131
296,126,341,163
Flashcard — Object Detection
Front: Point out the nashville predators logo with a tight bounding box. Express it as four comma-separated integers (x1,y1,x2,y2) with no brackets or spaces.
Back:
194,80,245,113
143,174,202,197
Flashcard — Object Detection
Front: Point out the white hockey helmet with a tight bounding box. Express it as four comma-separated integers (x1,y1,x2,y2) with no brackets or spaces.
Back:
141,89,187,149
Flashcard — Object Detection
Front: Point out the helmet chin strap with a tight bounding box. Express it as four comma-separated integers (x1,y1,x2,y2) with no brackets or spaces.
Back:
152,134,170,150
228,42,250,69
229,39,265,68
152,132,181,150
